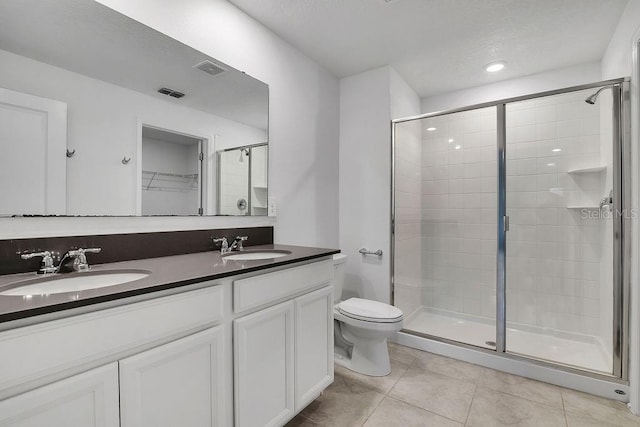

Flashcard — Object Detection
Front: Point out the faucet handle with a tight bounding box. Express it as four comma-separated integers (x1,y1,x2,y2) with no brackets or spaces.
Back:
21,251,56,274
66,247,101,271
235,236,248,251
212,237,229,253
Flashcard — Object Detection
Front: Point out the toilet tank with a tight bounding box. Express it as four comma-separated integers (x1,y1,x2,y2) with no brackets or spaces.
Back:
332,253,348,303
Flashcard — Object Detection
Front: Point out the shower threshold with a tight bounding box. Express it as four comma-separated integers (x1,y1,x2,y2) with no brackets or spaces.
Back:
403,306,611,374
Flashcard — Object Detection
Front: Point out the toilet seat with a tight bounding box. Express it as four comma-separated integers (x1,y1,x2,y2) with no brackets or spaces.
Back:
337,298,403,323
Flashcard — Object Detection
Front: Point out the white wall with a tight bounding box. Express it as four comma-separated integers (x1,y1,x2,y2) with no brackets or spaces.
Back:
420,62,601,114
0,0,340,248
339,67,419,303
600,0,640,414
339,67,391,302
601,0,640,79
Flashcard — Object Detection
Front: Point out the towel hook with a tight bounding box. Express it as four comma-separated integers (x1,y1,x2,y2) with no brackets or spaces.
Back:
66,149,76,158
122,157,131,165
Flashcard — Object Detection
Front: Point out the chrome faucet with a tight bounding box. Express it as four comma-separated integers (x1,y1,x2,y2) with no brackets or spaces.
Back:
213,236,248,254
59,248,102,272
212,237,229,254
230,236,248,252
21,251,57,274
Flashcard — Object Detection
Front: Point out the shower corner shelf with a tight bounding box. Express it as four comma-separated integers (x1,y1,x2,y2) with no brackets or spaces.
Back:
567,166,606,174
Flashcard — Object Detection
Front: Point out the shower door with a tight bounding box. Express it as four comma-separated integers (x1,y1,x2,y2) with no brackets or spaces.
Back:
392,106,498,348
392,78,628,379
502,84,625,375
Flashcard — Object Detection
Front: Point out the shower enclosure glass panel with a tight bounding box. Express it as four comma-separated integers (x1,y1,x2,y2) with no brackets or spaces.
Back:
393,107,498,349
217,148,250,215
504,87,615,374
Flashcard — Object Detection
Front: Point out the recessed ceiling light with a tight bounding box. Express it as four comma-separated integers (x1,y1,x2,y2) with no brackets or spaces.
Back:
552,148,562,152
485,62,506,73
426,127,436,131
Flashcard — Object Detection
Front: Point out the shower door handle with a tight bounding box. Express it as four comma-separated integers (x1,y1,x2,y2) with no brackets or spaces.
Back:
504,215,509,232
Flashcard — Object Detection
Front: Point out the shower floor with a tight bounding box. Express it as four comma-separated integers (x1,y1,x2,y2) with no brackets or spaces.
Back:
403,307,612,374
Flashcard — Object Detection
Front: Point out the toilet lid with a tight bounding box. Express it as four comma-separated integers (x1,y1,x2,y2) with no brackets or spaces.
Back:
337,298,403,323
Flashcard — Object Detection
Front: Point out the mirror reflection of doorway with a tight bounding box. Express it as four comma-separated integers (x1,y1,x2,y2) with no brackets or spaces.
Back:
140,126,204,216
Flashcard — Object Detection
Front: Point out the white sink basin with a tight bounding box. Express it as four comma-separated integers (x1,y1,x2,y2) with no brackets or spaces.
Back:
0,270,150,296
221,250,291,261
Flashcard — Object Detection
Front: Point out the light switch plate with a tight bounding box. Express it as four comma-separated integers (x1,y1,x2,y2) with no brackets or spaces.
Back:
268,197,277,217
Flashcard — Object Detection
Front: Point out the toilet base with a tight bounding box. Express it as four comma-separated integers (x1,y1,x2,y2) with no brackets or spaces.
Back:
334,336,391,377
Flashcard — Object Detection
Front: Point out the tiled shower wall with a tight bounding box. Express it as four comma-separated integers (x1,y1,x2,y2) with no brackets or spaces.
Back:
394,119,422,318
420,107,498,319
505,88,610,343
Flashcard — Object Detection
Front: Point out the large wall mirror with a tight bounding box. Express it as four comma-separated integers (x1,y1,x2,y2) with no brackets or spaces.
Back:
0,0,269,217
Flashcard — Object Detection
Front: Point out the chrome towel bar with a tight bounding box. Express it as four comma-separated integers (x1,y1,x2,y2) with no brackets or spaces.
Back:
359,248,383,256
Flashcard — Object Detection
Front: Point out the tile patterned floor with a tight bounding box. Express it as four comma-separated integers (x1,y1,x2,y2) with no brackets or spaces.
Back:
286,343,640,427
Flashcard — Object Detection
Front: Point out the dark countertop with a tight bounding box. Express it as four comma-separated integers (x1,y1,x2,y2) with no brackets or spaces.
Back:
0,244,339,323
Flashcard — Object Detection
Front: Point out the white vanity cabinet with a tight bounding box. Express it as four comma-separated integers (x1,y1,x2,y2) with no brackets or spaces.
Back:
234,300,295,427
119,326,226,427
233,260,334,427
0,255,335,427
0,283,227,427
0,362,120,427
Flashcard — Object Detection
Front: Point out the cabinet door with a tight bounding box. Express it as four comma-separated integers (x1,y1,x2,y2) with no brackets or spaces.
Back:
0,363,119,427
294,286,334,411
234,300,294,427
119,326,226,427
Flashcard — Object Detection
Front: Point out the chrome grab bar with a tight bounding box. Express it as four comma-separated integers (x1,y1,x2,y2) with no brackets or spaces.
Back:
359,248,383,256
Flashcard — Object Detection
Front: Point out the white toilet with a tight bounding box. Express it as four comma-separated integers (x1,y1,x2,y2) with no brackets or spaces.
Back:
332,253,404,376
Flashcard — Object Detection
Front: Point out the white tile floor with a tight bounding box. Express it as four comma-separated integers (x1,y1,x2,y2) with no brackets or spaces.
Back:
404,307,611,373
287,343,640,426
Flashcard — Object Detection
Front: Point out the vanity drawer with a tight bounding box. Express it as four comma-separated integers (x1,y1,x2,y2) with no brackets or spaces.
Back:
233,260,332,313
0,283,223,399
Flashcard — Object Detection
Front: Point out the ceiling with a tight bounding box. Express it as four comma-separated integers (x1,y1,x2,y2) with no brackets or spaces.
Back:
0,0,268,130
228,0,628,98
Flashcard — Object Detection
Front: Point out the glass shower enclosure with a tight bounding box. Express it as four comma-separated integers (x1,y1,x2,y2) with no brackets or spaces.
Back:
392,79,629,379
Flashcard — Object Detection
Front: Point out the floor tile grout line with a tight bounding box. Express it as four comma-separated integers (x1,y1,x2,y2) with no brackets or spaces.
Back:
384,393,466,425
385,363,411,396
464,381,480,426
359,392,387,426
560,389,569,427
478,383,565,410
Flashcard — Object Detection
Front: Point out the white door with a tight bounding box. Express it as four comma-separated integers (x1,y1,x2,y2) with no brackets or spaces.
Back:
294,286,334,411
0,363,119,427
0,87,67,215
234,301,295,427
119,326,226,427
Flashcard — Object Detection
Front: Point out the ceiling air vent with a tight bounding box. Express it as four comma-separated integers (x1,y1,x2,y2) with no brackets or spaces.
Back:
193,60,227,77
157,87,185,99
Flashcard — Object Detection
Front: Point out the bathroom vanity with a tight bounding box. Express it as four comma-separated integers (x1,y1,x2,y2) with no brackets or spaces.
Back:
0,244,338,427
